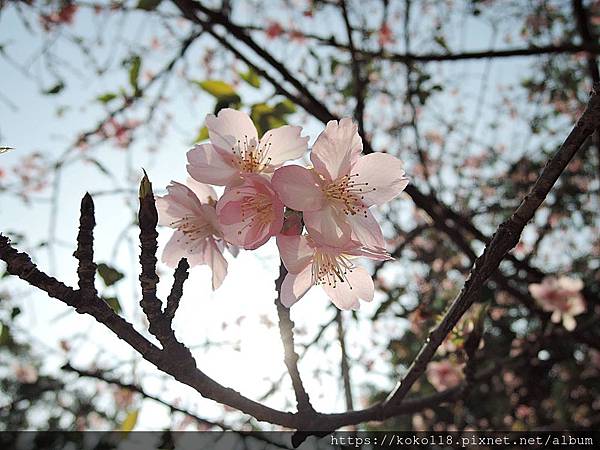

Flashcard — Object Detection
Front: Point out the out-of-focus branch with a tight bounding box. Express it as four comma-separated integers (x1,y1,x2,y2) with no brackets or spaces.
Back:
335,311,354,411
61,362,227,430
384,85,600,407
340,0,366,137
241,23,600,62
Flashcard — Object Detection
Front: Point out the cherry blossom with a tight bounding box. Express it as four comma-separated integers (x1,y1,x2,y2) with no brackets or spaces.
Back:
187,108,308,187
156,178,235,290
528,276,586,331
272,118,408,250
426,360,464,391
276,233,390,310
216,175,284,250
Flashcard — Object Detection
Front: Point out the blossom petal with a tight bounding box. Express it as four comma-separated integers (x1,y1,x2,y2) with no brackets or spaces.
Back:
156,181,202,226
304,206,352,247
310,118,362,181
563,314,577,331
186,177,217,203
346,209,386,252
187,144,240,186
216,177,283,249
322,266,374,310
205,108,258,152
162,231,208,268
272,165,324,211
276,235,313,274
260,125,309,166
558,276,584,292
280,266,313,307
206,240,228,290
350,153,409,206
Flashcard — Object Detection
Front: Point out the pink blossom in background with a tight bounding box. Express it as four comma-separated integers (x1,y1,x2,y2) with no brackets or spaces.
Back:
187,108,308,187
13,363,38,384
272,118,408,250
156,178,236,290
426,360,464,391
216,175,285,250
276,233,390,310
528,276,586,331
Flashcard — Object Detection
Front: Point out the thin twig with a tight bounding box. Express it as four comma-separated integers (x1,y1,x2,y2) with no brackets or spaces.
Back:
274,263,316,416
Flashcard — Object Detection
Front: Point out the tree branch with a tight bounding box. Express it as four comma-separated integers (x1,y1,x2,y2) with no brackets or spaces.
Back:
274,263,316,416
335,311,354,411
384,84,600,407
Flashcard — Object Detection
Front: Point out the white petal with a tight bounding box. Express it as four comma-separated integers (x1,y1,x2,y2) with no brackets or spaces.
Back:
280,266,313,307
205,108,258,152
260,125,309,166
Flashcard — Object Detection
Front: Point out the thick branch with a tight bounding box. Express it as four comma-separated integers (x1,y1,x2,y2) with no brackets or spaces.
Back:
384,85,600,407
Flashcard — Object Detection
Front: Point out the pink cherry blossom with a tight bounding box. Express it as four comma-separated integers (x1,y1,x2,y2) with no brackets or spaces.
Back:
276,233,390,310
187,108,308,187
272,118,408,249
156,178,235,290
216,175,284,250
426,360,464,391
528,276,586,331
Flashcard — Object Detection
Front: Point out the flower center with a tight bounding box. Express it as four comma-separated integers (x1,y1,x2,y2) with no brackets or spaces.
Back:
311,249,355,289
171,216,215,246
231,134,273,173
237,192,273,234
322,173,375,216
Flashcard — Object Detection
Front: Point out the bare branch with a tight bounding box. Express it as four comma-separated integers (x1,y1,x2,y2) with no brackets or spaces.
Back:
274,263,315,416
164,258,190,328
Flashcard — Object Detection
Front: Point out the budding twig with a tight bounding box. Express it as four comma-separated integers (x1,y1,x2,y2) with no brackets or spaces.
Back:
73,192,97,301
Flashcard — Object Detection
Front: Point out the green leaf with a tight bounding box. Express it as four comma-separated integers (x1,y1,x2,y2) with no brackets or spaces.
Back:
11,307,21,319
43,82,65,95
0,323,13,347
136,0,162,11
434,35,449,52
103,297,122,314
97,93,118,104
250,101,297,136
273,99,296,115
194,80,241,103
119,410,139,432
127,55,142,97
97,263,124,287
239,68,261,88
193,126,209,143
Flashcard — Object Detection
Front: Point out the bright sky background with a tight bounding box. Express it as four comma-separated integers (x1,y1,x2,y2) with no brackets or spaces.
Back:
0,0,551,431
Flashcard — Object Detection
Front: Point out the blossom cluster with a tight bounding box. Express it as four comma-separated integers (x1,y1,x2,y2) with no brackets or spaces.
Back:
157,109,409,309
528,276,586,330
